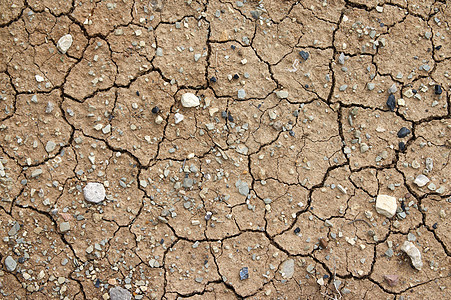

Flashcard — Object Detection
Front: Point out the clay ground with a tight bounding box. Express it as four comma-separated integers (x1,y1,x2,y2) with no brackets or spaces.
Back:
0,0,450,299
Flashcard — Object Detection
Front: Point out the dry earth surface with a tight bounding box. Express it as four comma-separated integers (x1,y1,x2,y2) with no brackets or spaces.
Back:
0,0,450,299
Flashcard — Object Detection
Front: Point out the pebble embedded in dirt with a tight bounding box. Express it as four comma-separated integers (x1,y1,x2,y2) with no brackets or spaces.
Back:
83,182,106,204
375,194,397,218
180,92,200,107
401,241,423,270
57,34,73,54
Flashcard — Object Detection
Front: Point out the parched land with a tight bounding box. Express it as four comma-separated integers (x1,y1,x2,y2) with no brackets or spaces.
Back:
0,0,449,299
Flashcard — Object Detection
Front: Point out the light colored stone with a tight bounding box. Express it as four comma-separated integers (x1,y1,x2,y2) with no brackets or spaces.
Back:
401,241,423,270
155,115,164,124
237,89,246,99
280,259,294,279
57,34,73,54
83,182,106,204
5,256,17,272
45,141,56,153
275,90,289,99
174,113,184,124
375,195,397,218
109,286,132,300
180,93,200,108
413,174,430,187
60,222,70,232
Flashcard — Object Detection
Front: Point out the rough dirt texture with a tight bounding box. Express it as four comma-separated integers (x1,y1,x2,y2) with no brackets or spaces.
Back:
0,0,450,299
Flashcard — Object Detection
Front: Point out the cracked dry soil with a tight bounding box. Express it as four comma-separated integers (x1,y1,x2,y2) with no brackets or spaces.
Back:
0,0,450,299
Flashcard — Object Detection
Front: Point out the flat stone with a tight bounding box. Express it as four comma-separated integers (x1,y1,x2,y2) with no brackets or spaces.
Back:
239,267,249,280
387,94,396,111
275,90,289,99
413,174,430,187
57,34,73,54
83,182,106,204
384,275,399,287
8,222,20,236
367,83,375,91
299,50,309,61
375,195,397,218
397,127,411,138
401,241,423,270
280,259,295,279
237,89,246,99
31,169,43,178
45,141,56,153
5,256,17,272
60,222,70,232
235,179,249,196
174,113,184,124
109,286,132,300
180,93,200,108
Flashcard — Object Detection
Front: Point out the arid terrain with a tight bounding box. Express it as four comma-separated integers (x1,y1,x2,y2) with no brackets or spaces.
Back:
0,0,450,299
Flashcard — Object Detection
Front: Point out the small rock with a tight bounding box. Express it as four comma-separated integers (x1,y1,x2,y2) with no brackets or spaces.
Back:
388,83,397,94
397,127,411,138
367,83,375,91
434,85,442,95
45,141,56,153
237,89,246,99
5,256,17,272
35,75,45,82
280,259,295,279
387,94,396,111
360,143,369,153
45,101,55,113
57,34,73,54
109,286,132,300
319,238,328,249
8,222,20,236
151,106,160,114
235,179,249,196
60,222,70,233
299,50,309,61
239,267,249,280
275,90,289,99
180,93,200,108
155,115,164,124
413,174,430,187
174,113,184,124
383,275,399,287
375,195,397,218
83,182,106,204
338,52,345,65
31,169,43,178
401,241,423,270
156,47,163,56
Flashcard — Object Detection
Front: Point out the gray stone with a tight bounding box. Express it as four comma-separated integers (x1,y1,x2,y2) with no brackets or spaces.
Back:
338,52,345,65
280,258,294,279
109,286,132,300
83,182,106,204
5,256,17,272
235,179,249,196
8,222,20,236
156,47,163,56
237,89,246,99
60,222,70,233
367,83,375,91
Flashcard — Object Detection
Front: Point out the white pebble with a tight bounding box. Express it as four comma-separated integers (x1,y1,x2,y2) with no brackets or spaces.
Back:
83,182,106,204
57,34,73,54
180,93,200,108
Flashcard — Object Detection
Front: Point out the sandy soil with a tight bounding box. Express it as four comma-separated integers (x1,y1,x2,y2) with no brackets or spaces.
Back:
0,0,450,299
